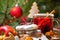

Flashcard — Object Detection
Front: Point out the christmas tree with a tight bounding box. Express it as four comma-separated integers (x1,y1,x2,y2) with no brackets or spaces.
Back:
28,2,39,18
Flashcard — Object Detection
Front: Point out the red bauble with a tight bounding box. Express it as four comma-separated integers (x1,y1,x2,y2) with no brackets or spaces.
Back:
10,4,23,18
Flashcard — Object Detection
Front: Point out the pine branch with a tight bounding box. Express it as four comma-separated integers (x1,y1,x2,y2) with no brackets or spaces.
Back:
0,0,9,26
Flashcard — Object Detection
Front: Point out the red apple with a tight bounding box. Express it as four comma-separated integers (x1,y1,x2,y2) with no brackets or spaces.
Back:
0,26,9,36
10,5,23,18
5,25,17,36
0,25,17,36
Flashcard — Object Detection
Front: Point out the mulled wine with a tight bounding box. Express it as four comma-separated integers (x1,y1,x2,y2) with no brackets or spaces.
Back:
33,14,54,34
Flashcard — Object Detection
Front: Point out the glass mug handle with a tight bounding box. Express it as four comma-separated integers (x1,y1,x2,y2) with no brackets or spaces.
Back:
54,18,60,28
54,18,59,26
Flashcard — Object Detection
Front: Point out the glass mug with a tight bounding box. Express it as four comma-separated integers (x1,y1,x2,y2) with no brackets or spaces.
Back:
33,13,54,34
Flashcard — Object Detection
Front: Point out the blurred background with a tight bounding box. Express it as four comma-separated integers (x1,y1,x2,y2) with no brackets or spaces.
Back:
0,0,60,28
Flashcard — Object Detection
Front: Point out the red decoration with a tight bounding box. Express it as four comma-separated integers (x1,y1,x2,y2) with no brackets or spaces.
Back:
20,16,28,25
10,4,23,18
0,25,17,36
5,25,17,36
0,26,9,36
